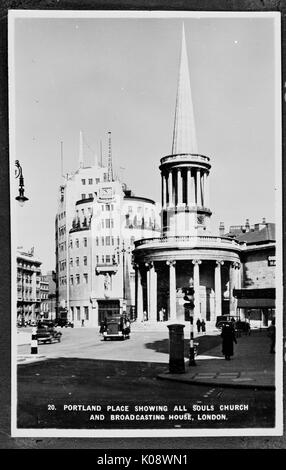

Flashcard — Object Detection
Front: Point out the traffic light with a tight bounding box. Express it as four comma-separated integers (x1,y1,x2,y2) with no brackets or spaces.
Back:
183,287,195,311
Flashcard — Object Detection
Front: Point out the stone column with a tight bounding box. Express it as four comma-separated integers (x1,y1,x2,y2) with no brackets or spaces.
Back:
177,169,183,205
136,264,144,322
145,262,157,322
167,260,176,322
229,262,236,315
162,173,166,209
187,168,192,206
168,170,173,207
204,172,210,208
192,259,202,322
196,170,201,206
215,260,224,318
201,172,206,207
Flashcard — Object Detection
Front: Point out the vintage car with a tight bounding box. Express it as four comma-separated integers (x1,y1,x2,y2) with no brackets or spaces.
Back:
56,318,74,328
36,322,62,344
101,315,131,341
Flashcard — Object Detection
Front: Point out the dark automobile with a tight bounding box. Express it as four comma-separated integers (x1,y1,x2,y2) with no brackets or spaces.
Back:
235,320,251,335
36,322,62,344
56,318,74,328
215,315,240,329
101,315,131,341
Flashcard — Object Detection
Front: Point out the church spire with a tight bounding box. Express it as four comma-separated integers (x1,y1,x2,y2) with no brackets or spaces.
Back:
172,24,198,155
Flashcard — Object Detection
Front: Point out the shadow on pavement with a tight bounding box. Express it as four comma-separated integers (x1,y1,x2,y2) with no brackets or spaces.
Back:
144,334,222,358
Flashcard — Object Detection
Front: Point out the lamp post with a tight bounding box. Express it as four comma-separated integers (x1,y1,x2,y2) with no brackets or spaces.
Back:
115,240,131,313
15,160,28,206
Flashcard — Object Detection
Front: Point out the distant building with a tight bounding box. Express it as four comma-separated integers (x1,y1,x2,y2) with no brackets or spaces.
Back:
224,218,276,326
55,132,160,327
39,275,50,319
17,248,42,324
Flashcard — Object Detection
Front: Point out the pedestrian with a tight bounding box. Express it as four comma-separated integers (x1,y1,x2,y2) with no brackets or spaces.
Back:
143,311,148,322
163,308,167,321
196,318,201,333
267,319,275,354
201,319,206,334
81,319,85,327
159,309,164,322
221,323,237,360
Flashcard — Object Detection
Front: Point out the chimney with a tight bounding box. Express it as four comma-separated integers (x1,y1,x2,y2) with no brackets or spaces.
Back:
245,218,250,232
219,221,225,236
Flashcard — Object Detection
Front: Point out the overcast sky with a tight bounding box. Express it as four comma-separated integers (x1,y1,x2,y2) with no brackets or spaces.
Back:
11,12,279,272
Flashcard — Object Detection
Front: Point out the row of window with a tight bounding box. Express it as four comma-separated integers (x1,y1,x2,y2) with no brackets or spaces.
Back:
101,219,114,229
81,178,100,185
70,273,89,285
70,256,88,267
70,238,88,249
102,204,114,211
58,211,66,220
58,226,66,237
70,306,89,321
81,193,94,200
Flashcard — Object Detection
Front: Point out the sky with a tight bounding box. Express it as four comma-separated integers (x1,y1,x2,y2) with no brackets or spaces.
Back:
11,12,279,272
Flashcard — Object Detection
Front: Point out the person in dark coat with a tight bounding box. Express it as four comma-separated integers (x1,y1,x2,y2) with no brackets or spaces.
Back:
267,319,275,353
196,319,201,333
221,323,237,360
201,319,206,334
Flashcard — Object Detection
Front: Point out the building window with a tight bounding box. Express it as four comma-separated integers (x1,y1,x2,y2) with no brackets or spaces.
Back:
70,240,73,249
111,204,114,211
96,255,99,264
81,194,86,200
101,237,105,246
76,274,80,284
83,237,87,247
103,173,108,181
83,256,87,266
83,273,88,284
111,219,114,228
106,204,110,211
102,255,104,263
111,237,114,246
76,307,80,321
70,275,74,285
84,306,89,320
76,239,79,248
88,193,93,199
71,307,74,321
106,219,111,228
76,257,79,266
96,178,100,184
106,255,111,264
96,237,99,246
88,178,93,184
70,258,73,267
101,220,104,228
82,179,86,185
106,236,110,246
268,256,276,266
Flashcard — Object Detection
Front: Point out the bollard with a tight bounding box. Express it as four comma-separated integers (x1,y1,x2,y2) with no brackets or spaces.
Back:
31,326,38,354
167,323,185,374
189,315,196,366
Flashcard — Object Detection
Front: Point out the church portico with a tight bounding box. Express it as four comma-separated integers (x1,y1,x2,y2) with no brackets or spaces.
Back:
134,251,241,325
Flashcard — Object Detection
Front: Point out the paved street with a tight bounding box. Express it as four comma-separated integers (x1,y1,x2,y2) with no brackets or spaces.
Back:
16,325,276,430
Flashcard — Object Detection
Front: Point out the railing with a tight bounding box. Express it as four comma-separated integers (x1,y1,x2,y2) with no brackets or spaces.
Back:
134,235,240,248
160,153,210,165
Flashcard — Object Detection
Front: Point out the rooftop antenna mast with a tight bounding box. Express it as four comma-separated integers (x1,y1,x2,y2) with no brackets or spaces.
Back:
107,131,113,182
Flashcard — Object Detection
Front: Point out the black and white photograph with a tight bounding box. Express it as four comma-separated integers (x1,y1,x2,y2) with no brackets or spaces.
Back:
9,9,283,438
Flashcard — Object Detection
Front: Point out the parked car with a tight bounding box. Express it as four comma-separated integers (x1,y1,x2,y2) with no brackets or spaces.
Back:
235,320,251,335
36,322,62,344
56,318,74,328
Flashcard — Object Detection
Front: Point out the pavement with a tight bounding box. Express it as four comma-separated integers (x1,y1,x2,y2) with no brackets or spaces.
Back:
16,323,275,390
157,328,275,390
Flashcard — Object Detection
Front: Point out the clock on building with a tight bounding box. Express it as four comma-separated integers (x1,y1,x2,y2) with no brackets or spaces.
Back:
99,187,113,200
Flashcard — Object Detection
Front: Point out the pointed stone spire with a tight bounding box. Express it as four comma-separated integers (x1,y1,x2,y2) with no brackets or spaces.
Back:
79,130,84,169
172,24,198,155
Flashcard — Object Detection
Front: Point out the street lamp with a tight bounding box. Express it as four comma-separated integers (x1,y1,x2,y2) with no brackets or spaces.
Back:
15,160,28,206
115,240,131,312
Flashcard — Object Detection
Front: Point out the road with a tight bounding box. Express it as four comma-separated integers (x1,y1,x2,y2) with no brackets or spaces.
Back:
16,327,275,430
